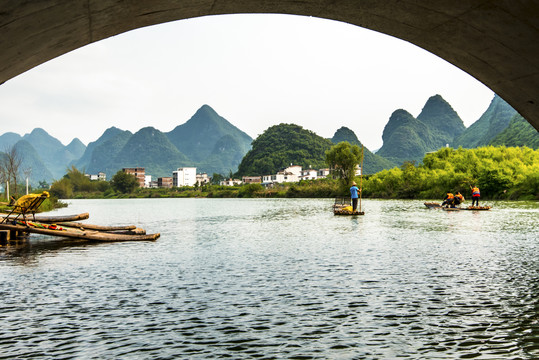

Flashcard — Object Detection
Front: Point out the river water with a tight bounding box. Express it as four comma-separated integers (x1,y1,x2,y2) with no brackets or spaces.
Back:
1,198,538,359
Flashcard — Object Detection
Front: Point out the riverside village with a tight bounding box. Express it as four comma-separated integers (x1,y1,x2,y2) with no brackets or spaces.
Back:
97,164,357,189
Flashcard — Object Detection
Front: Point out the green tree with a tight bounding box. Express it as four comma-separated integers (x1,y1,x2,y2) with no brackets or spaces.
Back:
49,177,73,199
238,183,264,197
212,173,224,185
110,170,139,194
325,142,363,189
63,166,93,192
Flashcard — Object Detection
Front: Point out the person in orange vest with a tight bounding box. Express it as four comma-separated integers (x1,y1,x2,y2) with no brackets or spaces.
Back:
454,192,465,207
471,186,480,207
441,192,455,207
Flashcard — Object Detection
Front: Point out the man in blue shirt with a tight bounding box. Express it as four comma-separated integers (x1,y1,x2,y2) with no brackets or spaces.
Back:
350,181,360,212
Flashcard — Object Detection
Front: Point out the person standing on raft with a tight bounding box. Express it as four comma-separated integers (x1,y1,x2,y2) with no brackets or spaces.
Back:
350,181,360,212
471,186,481,207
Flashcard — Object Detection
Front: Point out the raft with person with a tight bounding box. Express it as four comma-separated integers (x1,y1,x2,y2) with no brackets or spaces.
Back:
0,191,160,243
424,202,491,211
333,197,365,215
334,146,365,216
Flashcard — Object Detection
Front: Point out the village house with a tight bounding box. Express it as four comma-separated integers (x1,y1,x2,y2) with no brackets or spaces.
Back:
242,176,262,184
318,168,330,178
260,165,335,186
301,168,318,180
220,178,242,186
262,165,302,186
196,173,211,186
85,172,106,181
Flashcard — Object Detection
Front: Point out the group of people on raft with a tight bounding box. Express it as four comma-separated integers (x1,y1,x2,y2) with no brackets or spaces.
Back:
441,186,481,208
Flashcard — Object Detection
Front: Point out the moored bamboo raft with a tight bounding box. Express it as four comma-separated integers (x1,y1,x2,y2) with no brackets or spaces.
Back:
0,221,159,242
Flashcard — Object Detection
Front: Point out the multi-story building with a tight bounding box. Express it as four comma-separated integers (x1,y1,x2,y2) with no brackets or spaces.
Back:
173,167,196,187
123,167,145,188
144,175,152,188
158,177,173,188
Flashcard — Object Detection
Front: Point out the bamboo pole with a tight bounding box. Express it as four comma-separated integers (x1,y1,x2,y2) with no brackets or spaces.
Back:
359,146,364,213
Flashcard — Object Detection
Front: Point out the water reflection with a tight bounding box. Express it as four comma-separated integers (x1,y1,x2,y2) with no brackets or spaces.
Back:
0,236,105,265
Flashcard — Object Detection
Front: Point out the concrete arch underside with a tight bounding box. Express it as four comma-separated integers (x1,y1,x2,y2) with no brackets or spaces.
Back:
1,0,538,131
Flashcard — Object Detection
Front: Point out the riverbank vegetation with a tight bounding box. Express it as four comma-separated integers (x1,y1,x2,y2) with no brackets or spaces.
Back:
363,146,539,200
45,146,538,201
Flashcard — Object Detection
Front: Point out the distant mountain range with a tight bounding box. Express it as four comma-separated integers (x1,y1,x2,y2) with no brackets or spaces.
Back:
0,95,536,186
74,105,253,179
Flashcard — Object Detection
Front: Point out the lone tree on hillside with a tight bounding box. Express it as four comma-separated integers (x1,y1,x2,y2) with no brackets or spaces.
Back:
325,142,363,189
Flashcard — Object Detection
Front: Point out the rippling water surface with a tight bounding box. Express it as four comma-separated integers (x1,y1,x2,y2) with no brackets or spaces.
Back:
1,198,538,359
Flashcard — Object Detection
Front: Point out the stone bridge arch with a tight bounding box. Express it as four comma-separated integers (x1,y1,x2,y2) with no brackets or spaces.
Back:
1,1,538,131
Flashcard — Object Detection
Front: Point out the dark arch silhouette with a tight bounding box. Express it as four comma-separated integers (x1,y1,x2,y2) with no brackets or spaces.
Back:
1,1,538,131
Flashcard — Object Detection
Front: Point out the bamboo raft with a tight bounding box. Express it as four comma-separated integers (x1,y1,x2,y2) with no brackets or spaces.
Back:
333,197,365,216
424,202,491,211
0,212,160,243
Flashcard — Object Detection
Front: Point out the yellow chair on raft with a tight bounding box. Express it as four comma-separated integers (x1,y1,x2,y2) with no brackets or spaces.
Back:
1,191,50,224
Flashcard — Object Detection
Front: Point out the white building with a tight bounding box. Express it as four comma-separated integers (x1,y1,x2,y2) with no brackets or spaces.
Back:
196,173,211,185
262,165,303,186
173,167,197,187
284,165,302,177
301,169,318,180
144,175,152,188
220,178,242,186
318,168,330,178
85,172,107,181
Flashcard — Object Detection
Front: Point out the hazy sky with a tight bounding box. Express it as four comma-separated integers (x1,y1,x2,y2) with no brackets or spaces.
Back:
0,14,494,150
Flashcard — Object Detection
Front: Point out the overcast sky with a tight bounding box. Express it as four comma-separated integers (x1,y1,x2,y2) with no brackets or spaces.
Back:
0,14,494,150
